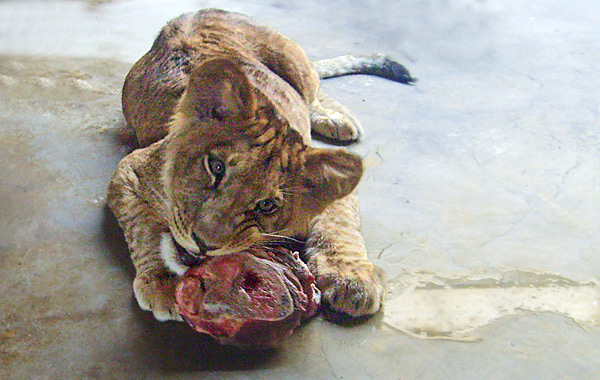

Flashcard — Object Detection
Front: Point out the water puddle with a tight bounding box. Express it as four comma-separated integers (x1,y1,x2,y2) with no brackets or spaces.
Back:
384,269,600,341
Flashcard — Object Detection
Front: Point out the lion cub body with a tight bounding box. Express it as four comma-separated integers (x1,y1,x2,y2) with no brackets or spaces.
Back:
123,10,317,147
108,9,384,322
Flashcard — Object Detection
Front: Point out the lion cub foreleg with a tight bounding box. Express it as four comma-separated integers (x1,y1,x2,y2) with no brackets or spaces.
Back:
107,151,182,322
305,192,385,318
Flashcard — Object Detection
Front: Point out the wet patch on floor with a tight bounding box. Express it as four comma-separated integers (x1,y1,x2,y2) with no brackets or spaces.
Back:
385,269,599,341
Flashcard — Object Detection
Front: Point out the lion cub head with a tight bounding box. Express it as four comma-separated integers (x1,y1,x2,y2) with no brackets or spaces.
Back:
159,58,362,274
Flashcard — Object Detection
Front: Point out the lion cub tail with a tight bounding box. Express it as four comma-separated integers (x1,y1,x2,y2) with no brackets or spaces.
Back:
314,54,416,84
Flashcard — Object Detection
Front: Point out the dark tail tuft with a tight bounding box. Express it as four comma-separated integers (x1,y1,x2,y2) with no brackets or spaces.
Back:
375,57,416,84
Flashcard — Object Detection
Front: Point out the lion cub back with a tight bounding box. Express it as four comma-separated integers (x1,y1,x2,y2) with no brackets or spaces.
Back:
122,9,314,147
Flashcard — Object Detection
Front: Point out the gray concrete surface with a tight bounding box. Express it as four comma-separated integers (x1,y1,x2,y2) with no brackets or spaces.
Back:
1,0,599,379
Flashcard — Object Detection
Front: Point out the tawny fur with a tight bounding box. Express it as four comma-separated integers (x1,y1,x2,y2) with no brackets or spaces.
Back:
108,9,386,321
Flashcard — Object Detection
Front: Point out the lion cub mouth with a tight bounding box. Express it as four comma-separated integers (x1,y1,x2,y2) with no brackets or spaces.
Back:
173,239,204,266
173,235,217,267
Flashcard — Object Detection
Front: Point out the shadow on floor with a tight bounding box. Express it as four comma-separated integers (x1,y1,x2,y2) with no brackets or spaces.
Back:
130,303,281,373
100,206,281,372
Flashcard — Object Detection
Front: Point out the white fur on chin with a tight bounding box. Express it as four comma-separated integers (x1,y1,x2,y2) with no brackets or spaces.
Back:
159,233,187,276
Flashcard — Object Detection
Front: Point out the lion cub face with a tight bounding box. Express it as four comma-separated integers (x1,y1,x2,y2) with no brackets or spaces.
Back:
159,59,362,274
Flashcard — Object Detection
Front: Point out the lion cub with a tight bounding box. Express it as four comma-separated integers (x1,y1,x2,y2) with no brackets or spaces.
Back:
108,9,413,322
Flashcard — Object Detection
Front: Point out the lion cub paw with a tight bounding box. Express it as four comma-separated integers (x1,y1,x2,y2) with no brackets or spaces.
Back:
133,273,183,322
311,256,385,318
311,106,363,143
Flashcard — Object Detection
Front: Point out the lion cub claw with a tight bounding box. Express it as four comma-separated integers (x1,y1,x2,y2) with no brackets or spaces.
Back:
311,256,385,318
133,273,183,322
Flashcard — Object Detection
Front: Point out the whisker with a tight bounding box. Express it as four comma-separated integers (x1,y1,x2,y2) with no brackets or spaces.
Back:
269,227,293,235
280,190,298,197
260,232,303,244
280,186,304,195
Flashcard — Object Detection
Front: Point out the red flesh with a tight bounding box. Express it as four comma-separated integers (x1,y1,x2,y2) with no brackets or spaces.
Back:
175,247,320,348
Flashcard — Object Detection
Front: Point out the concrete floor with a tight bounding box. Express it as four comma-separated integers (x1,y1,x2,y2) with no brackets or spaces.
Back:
1,0,599,379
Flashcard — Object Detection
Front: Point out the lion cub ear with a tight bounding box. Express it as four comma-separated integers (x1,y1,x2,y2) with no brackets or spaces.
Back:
179,58,256,121
300,148,363,213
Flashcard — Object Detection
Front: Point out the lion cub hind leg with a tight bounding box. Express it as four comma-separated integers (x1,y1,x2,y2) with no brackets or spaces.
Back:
305,192,385,319
310,91,364,143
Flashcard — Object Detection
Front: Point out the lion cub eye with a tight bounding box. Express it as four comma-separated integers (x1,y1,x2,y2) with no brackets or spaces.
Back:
204,155,226,187
255,198,278,215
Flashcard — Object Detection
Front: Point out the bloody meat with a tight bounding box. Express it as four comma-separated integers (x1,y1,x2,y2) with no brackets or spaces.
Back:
175,247,320,348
